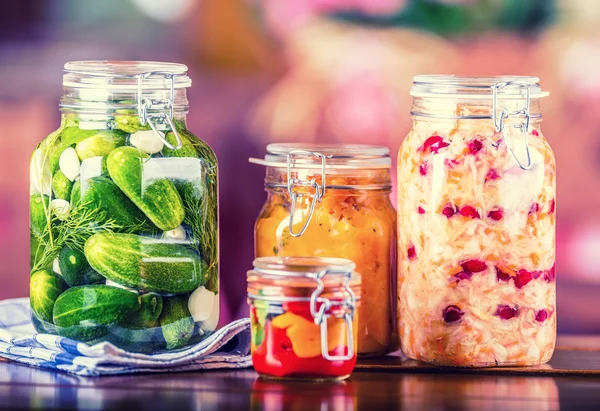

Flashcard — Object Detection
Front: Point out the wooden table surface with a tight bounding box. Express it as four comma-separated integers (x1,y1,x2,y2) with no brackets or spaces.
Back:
1,336,600,410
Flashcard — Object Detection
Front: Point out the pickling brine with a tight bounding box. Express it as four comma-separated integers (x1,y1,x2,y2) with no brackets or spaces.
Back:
29,61,219,352
397,76,556,366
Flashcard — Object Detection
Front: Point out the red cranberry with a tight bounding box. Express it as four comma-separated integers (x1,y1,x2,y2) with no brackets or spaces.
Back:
443,305,464,323
461,259,487,273
543,265,556,283
531,130,539,137
420,135,450,154
535,309,549,322
514,270,533,289
496,267,512,282
442,204,456,218
407,245,417,260
495,304,519,320
529,203,540,214
418,206,425,214
549,199,555,214
452,271,473,282
419,162,428,176
531,270,543,280
468,139,483,154
488,208,504,221
459,206,480,219
485,169,500,182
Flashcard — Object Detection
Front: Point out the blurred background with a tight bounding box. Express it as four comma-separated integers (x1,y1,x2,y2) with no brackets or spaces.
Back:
0,0,599,333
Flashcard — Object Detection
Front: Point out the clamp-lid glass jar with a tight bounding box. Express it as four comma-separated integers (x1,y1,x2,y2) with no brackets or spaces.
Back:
29,61,219,352
397,76,556,366
250,144,396,357
248,256,361,380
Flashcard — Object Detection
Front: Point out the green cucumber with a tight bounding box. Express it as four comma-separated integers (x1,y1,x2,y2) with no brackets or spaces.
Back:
84,233,207,294
58,245,104,287
159,295,194,350
110,293,164,352
52,170,73,200
107,146,185,231
30,194,50,236
53,285,140,342
114,112,151,134
79,176,151,227
75,130,127,161
30,270,68,324
162,132,198,158
101,156,109,176
121,293,163,329
70,179,81,207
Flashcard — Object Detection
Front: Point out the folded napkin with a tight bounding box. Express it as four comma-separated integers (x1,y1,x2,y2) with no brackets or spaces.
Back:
0,298,252,376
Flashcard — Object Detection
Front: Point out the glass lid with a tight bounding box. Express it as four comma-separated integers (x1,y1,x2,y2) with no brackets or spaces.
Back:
411,75,549,99
62,60,192,89
249,143,391,169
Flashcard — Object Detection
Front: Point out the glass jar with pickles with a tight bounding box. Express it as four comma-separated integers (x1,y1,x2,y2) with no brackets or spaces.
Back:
397,76,556,366
29,61,219,352
251,144,396,357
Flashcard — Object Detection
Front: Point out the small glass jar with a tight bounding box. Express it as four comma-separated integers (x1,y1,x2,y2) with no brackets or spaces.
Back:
397,75,556,366
29,61,219,352
250,144,396,357
247,256,361,380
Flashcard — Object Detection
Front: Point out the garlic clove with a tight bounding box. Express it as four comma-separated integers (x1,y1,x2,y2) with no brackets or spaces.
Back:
30,149,52,196
130,130,165,154
50,199,70,220
188,286,216,322
59,147,81,181
200,292,219,332
165,225,186,240
52,258,62,276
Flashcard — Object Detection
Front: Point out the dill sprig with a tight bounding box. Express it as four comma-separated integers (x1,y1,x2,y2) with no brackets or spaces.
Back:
31,200,144,274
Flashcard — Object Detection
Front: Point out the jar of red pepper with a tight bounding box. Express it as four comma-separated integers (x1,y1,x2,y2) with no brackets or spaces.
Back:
247,256,361,381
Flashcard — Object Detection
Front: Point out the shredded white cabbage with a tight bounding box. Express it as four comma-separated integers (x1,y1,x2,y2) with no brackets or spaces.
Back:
397,118,556,366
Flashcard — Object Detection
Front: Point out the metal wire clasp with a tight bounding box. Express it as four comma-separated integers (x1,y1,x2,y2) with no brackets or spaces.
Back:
286,150,327,237
136,71,183,150
309,268,356,361
492,81,532,170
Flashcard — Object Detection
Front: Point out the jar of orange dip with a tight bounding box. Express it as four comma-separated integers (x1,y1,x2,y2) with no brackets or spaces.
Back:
250,144,396,356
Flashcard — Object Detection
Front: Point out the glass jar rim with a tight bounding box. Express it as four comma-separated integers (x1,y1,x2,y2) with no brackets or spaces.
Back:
411,75,549,99
62,60,192,90
249,143,391,170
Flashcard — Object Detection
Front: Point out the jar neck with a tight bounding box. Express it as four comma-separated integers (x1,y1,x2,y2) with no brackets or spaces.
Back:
410,96,542,125
59,110,188,131
264,166,392,193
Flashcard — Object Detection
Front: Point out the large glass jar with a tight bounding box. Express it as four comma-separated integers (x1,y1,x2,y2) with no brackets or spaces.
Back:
251,144,396,357
397,76,556,366
29,61,219,352
248,256,361,381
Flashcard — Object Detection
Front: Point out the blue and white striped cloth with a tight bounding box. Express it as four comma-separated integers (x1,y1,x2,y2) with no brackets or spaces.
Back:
0,298,252,376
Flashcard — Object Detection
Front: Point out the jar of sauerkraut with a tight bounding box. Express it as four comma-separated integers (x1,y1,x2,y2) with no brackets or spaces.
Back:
397,76,556,367
250,144,396,357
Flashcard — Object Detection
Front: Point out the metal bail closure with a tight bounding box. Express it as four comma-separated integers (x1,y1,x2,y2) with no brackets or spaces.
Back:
309,268,356,361
136,71,183,150
286,150,327,237
492,81,532,170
